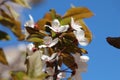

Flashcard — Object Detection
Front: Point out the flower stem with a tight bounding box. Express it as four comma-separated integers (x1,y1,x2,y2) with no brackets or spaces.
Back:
53,60,59,80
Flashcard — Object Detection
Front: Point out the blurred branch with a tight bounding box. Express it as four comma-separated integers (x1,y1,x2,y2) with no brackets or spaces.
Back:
0,0,10,6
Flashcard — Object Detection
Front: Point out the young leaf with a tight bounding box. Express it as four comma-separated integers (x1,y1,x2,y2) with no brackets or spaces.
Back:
0,48,8,65
79,48,88,54
27,35,43,43
63,7,93,19
61,7,93,25
0,30,10,40
25,27,39,34
106,37,120,49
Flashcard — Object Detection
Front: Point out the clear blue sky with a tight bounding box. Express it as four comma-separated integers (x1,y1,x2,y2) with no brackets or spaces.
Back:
0,0,120,80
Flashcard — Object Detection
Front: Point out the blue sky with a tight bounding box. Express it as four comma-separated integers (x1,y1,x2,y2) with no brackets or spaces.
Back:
0,0,120,80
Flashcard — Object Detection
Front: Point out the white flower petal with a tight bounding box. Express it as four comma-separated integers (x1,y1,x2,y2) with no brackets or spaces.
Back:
80,55,89,62
58,25,69,32
27,43,35,55
71,17,82,30
41,55,50,61
46,19,69,33
57,72,66,79
73,53,88,72
24,29,30,39
27,43,35,51
78,39,89,46
52,19,60,28
29,15,34,22
38,45,47,48
49,38,59,47
44,36,52,45
46,25,58,32
24,15,34,28
49,53,58,61
73,30,89,46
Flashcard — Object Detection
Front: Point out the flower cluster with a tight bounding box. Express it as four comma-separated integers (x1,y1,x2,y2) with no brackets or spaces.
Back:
24,7,93,80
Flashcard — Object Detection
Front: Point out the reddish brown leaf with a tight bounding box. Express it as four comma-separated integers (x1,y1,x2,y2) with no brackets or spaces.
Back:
106,37,120,49
61,53,77,71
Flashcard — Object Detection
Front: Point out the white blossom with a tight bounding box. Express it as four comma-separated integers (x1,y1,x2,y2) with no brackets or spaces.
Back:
72,53,89,80
24,15,35,39
80,55,89,62
24,14,35,28
71,17,89,46
71,17,82,30
39,36,58,48
41,53,58,62
57,72,66,79
73,30,89,46
45,19,69,33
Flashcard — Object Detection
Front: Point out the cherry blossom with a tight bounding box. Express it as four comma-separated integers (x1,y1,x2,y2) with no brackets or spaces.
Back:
24,15,35,39
72,53,89,80
71,17,82,30
73,30,89,46
39,36,58,48
80,55,90,62
45,19,69,33
71,17,89,46
24,14,35,28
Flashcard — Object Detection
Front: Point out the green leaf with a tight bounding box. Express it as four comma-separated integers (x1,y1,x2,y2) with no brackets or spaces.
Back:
51,30,56,37
0,30,10,40
0,48,8,65
11,0,30,8
27,34,43,43
37,73,48,79
27,37,43,43
11,71,26,80
60,17,71,25
23,73,47,80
